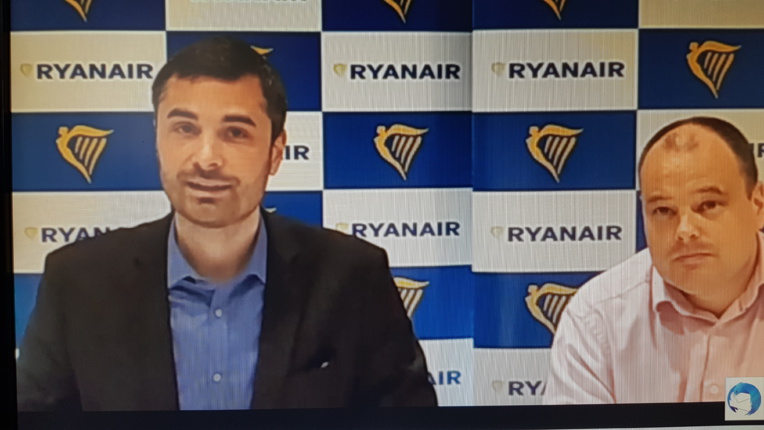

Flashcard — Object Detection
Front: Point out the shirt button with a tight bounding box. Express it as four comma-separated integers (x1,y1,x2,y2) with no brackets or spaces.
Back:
213,373,222,383
709,384,719,395
214,308,223,318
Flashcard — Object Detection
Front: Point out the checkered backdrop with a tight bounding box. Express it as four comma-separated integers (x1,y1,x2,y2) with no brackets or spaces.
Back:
10,0,764,407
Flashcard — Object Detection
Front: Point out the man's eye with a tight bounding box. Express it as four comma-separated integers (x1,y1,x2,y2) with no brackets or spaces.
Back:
699,201,719,212
226,127,249,139
653,207,674,217
174,123,197,135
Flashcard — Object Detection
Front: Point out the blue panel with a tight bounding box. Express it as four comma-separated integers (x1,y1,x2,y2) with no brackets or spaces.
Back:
166,32,321,112
11,0,164,31
639,30,764,109
473,0,637,30
390,266,472,340
473,112,636,191
262,192,322,227
323,0,471,32
324,112,471,189
12,113,161,192
474,272,597,348
15,275,42,346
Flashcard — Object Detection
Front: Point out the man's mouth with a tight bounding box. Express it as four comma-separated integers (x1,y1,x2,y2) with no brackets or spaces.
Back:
186,181,232,192
673,252,713,264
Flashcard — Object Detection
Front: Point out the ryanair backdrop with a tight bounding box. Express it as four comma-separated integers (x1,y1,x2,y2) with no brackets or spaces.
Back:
473,112,635,191
473,30,637,112
11,32,165,112
13,192,171,274
167,32,321,111
166,0,321,32
473,273,595,348
322,0,471,32
262,192,323,228
390,266,472,340
11,0,164,31
266,112,324,192
323,113,470,189
322,33,470,111
323,189,471,267
473,0,637,30
472,190,636,273
12,113,159,191
639,30,764,109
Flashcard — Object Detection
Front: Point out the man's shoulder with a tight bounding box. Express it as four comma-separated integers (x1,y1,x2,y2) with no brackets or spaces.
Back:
45,216,170,267
567,249,653,315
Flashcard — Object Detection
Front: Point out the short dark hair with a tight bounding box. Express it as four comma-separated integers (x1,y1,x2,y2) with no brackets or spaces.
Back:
638,116,758,194
151,36,287,142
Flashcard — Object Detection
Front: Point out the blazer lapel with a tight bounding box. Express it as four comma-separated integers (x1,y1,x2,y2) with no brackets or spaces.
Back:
126,214,179,410
252,212,312,409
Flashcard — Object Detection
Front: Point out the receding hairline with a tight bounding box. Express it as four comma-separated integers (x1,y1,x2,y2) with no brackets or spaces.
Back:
639,123,753,193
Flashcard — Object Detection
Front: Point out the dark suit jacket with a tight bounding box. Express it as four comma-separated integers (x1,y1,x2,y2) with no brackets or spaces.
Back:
16,211,437,410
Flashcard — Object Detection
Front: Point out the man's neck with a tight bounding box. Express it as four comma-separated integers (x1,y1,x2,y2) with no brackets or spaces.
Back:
174,210,261,284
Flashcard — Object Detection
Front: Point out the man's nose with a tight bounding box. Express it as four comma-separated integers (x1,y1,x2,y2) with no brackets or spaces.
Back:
675,211,700,242
192,133,224,171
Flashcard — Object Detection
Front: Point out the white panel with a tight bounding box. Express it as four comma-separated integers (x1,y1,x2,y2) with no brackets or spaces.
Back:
322,32,471,112
473,30,637,112
267,112,323,191
641,0,764,28
473,191,636,273
13,192,171,273
419,339,473,407
474,348,550,406
166,0,321,31
11,32,165,112
322,188,472,267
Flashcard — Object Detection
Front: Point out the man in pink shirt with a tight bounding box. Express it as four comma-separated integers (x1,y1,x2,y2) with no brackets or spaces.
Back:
545,116,764,404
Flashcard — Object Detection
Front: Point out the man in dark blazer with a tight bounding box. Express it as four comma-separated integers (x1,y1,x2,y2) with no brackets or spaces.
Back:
16,36,436,411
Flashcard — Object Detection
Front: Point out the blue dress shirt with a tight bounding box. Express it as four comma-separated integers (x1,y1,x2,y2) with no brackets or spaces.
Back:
167,218,267,410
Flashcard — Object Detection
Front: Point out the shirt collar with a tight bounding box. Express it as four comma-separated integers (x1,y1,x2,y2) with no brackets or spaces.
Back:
167,214,268,288
651,232,764,320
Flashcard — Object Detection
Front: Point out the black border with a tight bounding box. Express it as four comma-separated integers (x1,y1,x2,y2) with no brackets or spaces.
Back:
16,403,764,430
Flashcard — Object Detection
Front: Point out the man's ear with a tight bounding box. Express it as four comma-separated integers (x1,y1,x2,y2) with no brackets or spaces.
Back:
751,181,764,230
269,130,287,176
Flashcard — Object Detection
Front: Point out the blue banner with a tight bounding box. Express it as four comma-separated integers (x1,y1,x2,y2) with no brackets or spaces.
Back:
322,0,471,32
473,112,636,191
324,112,471,189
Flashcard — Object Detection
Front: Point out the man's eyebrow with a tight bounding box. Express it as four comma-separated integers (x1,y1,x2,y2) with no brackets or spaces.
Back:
166,108,197,120
223,115,256,127
695,186,725,195
644,194,669,205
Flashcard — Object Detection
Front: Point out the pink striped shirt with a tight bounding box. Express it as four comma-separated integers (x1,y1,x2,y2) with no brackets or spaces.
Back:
545,235,764,404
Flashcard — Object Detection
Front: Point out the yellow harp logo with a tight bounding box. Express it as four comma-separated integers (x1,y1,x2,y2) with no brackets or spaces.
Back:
542,0,567,20
526,124,583,183
394,277,428,318
525,283,578,334
375,124,428,181
383,0,413,23
251,46,273,57
64,0,93,22
56,125,112,183
687,40,740,99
